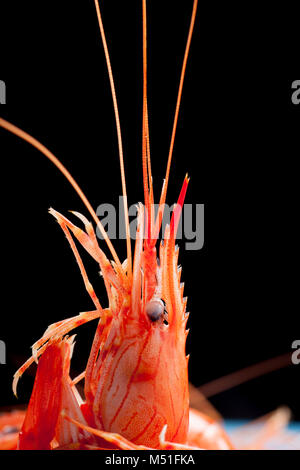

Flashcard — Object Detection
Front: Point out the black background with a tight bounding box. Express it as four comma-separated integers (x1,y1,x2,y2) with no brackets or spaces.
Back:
0,0,299,423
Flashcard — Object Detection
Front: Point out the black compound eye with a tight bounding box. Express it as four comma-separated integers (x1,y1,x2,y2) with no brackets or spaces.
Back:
145,300,164,322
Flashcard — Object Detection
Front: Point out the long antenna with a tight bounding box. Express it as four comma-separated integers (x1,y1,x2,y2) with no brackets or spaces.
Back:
198,353,292,398
154,0,199,241
142,0,154,243
94,0,132,280
0,117,122,270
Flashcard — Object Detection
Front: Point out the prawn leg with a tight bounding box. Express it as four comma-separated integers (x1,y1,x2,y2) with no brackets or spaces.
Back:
12,309,103,396
61,413,151,450
61,414,203,450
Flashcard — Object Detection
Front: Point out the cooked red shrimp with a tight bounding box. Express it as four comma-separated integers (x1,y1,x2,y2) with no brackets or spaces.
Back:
0,0,295,451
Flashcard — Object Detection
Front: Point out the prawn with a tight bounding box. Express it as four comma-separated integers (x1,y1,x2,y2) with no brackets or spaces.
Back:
0,1,295,451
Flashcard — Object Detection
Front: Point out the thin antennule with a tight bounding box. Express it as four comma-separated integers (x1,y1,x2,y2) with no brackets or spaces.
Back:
0,117,122,270
153,0,199,242
94,0,132,280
